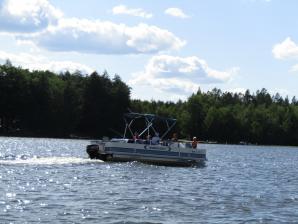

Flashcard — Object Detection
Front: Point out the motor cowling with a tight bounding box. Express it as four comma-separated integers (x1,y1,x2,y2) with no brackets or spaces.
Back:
86,144,109,160
86,144,101,159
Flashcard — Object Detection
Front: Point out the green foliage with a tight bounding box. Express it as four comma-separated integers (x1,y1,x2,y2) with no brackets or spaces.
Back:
0,64,130,138
1,62,298,145
131,88,298,146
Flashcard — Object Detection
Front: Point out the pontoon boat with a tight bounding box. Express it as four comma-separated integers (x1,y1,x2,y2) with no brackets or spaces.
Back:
86,113,207,166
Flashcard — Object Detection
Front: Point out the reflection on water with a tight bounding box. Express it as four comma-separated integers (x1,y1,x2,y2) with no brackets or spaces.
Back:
0,156,103,165
1,137,298,223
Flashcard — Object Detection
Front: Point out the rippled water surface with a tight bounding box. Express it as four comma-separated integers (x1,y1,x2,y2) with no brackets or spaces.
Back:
1,137,298,223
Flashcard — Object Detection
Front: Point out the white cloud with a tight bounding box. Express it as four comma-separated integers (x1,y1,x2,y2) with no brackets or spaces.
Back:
164,8,189,19
228,88,247,94
273,37,298,73
129,55,238,97
0,1,184,55
112,5,152,19
290,64,298,72
0,0,62,33
22,18,185,54
37,60,93,74
0,50,93,74
272,37,298,59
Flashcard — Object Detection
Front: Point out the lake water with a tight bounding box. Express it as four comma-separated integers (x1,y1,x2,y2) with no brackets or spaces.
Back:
0,137,298,223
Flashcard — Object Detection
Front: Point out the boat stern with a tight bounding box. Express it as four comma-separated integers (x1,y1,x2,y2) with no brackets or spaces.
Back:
86,143,106,160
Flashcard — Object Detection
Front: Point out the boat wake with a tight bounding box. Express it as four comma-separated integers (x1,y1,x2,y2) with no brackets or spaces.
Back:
0,155,103,165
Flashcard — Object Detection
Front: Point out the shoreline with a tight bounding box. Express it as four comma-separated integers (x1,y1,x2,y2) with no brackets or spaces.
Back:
1,134,298,148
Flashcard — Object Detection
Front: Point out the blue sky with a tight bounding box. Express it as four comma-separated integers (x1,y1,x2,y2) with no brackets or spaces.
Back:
1,0,298,101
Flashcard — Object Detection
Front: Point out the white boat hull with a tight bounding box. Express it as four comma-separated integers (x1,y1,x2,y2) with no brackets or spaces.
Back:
87,141,206,167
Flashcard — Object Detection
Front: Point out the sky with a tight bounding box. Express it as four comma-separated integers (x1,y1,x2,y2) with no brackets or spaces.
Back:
0,0,298,102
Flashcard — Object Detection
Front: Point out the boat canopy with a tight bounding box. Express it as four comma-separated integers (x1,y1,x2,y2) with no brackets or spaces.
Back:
124,112,176,122
123,112,177,140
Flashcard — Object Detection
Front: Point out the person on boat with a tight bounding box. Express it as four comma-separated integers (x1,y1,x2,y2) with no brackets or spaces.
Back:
133,132,139,142
152,132,160,145
172,133,178,142
145,134,151,144
192,137,198,149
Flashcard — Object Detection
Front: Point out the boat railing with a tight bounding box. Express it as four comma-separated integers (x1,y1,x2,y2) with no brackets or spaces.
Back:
126,139,192,149
90,140,102,145
108,137,194,150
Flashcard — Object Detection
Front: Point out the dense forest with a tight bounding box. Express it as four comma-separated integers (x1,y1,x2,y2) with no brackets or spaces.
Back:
1,61,298,145
0,61,130,138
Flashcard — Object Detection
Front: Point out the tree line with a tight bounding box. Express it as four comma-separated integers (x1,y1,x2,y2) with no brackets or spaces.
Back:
131,88,298,145
0,61,130,138
1,61,298,145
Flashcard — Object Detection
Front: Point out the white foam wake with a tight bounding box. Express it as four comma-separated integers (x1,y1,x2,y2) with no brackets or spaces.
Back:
0,157,103,165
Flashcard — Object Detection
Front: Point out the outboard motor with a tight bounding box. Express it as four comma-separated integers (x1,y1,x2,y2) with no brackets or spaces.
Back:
86,144,101,159
86,142,113,161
